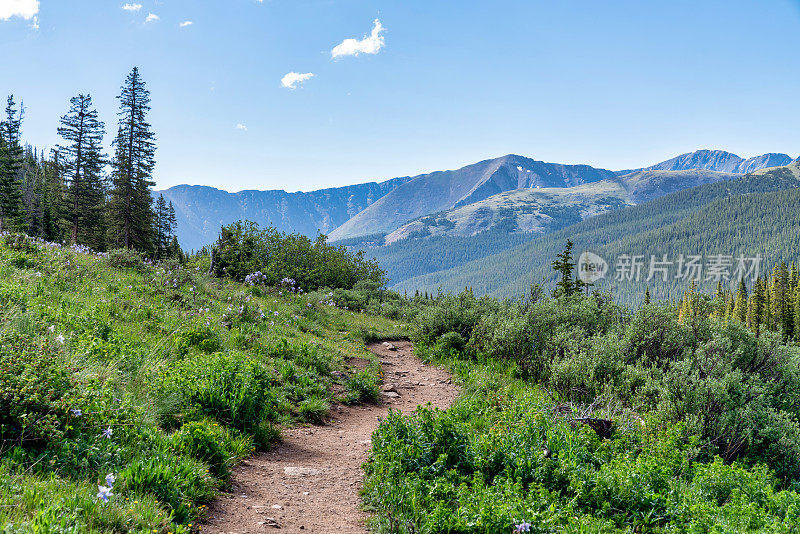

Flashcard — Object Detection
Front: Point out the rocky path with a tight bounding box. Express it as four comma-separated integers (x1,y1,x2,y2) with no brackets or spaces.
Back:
202,340,458,533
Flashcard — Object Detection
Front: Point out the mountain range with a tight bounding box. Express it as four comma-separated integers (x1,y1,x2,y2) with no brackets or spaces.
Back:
326,155,617,241
158,149,796,269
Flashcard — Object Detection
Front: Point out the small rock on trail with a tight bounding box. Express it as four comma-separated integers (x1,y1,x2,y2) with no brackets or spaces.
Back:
201,340,458,533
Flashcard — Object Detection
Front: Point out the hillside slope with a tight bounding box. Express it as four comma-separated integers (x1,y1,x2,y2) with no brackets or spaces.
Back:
157,176,413,251
394,163,800,302
328,155,616,241
0,236,406,532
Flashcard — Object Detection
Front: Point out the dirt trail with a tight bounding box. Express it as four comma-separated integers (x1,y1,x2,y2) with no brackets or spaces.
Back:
202,340,458,533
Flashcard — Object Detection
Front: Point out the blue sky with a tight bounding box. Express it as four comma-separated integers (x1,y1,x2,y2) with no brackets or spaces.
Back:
2,0,800,192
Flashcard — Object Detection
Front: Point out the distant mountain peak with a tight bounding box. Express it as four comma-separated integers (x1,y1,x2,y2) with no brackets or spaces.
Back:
616,150,792,176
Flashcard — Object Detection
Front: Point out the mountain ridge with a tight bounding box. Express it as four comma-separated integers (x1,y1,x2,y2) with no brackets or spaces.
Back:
615,149,793,176
160,149,795,251
383,168,737,244
327,154,617,241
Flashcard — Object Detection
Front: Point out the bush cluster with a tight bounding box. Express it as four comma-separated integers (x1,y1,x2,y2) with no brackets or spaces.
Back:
365,394,800,533
411,290,800,483
211,221,386,291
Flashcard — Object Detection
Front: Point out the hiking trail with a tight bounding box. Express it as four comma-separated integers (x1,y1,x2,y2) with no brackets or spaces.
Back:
202,340,458,533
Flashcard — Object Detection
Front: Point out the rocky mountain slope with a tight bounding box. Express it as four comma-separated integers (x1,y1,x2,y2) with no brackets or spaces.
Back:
327,155,616,241
384,169,736,243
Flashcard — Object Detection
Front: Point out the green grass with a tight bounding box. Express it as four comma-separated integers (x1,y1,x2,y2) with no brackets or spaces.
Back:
0,235,407,532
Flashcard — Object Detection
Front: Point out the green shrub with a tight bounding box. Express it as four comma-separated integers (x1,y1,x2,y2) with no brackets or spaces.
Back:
119,454,216,523
211,221,386,291
365,370,800,534
345,368,381,404
0,334,74,446
173,419,253,479
158,351,279,433
435,331,467,353
106,249,146,271
412,289,500,346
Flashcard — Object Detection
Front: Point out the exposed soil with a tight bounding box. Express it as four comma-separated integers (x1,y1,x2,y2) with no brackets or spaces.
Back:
202,340,458,533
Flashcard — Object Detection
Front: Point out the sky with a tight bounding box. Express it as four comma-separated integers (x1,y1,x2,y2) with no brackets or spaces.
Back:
2,0,800,192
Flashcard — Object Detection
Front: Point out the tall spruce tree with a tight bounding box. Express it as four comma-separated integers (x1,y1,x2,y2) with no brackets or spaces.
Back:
57,94,107,246
0,95,24,232
733,278,748,324
167,201,177,238
154,193,169,258
109,67,156,250
795,288,800,341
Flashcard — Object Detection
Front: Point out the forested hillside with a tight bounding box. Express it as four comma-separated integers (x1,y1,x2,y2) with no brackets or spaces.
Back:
394,163,800,302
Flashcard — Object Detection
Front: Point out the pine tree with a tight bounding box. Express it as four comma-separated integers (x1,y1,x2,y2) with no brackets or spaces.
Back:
733,278,748,324
787,263,798,339
20,146,42,236
678,280,698,323
644,286,651,305
57,94,107,246
774,262,792,339
41,150,64,241
795,288,800,341
167,201,177,236
552,240,583,296
154,194,169,258
0,95,24,232
108,67,156,250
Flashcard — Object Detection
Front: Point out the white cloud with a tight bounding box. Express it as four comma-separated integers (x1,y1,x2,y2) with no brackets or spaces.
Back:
179,20,192,27
236,123,248,131
331,19,385,59
281,71,314,89
121,3,142,12
145,13,159,23
0,0,39,21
